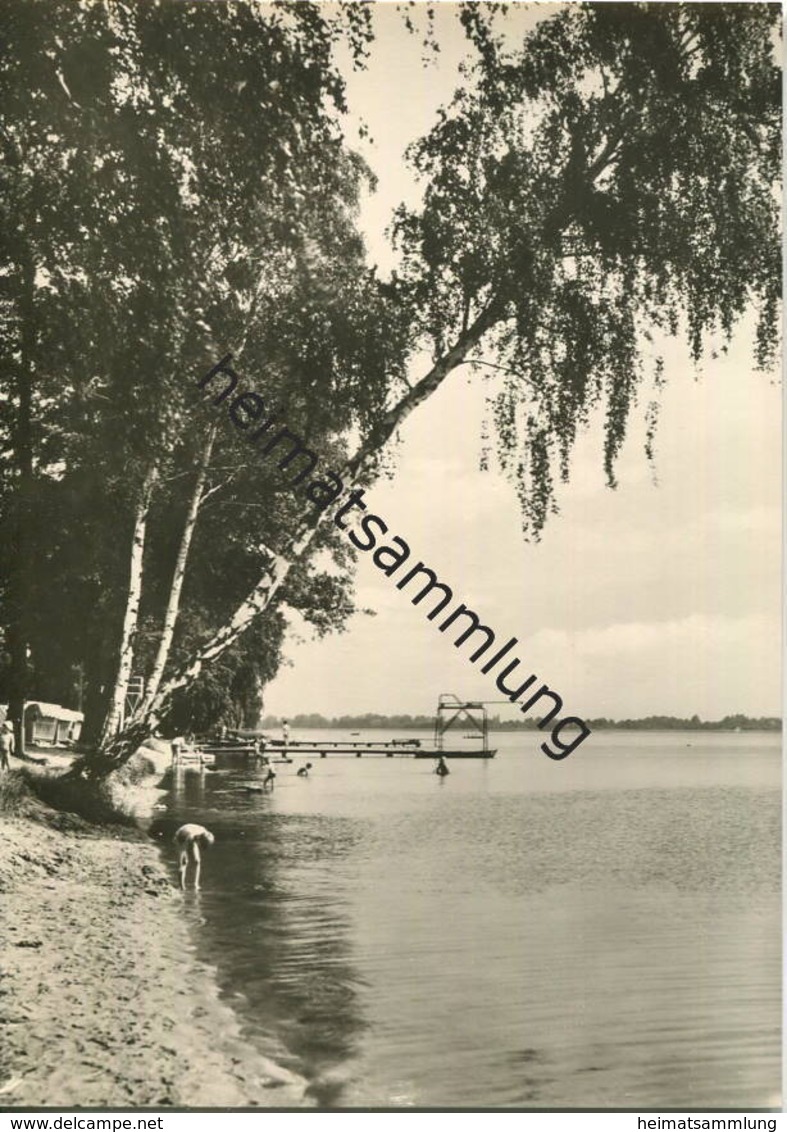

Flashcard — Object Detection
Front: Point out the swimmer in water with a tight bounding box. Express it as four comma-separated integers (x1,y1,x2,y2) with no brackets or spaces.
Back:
173,823,215,890
296,762,313,777
434,756,450,777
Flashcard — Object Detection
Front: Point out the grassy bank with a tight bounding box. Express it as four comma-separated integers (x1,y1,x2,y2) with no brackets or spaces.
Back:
0,771,305,1108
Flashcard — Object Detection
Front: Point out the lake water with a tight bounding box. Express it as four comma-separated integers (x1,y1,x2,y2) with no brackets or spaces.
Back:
153,731,781,1109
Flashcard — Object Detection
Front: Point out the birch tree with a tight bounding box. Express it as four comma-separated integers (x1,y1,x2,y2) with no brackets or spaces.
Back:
98,465,159,743
2,0,399,754
93,1,780,772
139,427,217,714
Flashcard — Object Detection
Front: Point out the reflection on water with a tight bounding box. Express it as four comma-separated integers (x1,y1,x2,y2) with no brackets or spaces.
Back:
152,733,781,1109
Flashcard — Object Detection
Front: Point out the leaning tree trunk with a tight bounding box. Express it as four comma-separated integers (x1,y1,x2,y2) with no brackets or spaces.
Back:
150,298,502,702
83,301,503,775
98,463,158,746
80,302,503,776
139,425,216,714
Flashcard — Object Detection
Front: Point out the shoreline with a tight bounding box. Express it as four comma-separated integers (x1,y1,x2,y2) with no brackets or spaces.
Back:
0,804,307,1109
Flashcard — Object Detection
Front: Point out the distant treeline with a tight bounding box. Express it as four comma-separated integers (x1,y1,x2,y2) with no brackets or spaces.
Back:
261,712,781,732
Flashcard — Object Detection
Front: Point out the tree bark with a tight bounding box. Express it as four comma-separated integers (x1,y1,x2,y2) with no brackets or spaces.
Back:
139,425,216,713
98,463,158,745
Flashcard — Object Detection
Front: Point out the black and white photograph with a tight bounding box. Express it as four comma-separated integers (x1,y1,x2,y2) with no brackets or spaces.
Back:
0,0,781,1115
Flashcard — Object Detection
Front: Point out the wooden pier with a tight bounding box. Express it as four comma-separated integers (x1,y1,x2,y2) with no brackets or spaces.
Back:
197,733,493,760
195,695,500,761
195,737,496,760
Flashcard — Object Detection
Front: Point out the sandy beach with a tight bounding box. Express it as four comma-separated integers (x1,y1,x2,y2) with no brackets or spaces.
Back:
0,794,306,1109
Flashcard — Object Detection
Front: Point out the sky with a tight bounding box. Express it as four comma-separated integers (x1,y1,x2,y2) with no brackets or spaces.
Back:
264,2,781,723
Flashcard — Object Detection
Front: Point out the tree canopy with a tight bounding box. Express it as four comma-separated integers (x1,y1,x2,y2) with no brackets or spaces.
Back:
392,1,780,531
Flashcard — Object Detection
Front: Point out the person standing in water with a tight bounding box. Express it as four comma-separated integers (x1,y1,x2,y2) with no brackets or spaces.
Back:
435,756,450,777
253,735,268,765
173,824,215,890
284,715,294,760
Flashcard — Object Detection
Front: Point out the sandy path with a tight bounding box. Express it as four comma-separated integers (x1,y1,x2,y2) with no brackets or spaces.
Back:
0,816,306,1108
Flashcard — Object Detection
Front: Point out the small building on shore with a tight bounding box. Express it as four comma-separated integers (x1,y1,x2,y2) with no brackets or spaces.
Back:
22,702,84,747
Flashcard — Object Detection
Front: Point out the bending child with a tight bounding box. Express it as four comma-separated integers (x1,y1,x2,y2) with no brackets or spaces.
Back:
173,823,215,891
